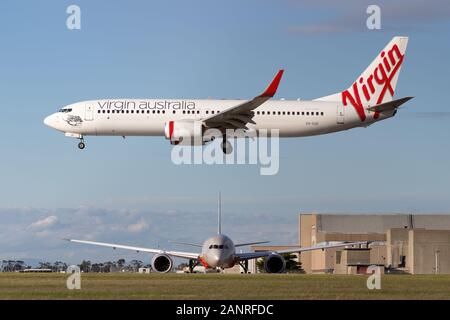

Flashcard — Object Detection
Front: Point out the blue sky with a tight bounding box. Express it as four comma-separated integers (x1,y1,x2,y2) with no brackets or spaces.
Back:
0,0,449,263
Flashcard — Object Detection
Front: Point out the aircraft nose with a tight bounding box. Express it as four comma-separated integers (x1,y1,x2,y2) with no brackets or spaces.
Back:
44,114,56,128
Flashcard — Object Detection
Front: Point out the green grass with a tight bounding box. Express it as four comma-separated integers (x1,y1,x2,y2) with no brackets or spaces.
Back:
0,273,450,300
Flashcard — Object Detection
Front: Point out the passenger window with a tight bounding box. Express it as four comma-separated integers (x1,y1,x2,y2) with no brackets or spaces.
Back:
321,112,324,116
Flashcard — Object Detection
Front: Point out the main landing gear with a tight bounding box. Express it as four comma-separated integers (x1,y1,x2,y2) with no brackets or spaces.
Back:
221,136,233,154
77,137,86,150
239,260,249,274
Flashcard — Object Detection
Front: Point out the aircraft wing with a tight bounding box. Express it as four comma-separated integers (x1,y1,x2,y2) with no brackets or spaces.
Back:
235,241,367,261
235,241,270,248
367,96,413,113
66,239,200,260
203,70,284,131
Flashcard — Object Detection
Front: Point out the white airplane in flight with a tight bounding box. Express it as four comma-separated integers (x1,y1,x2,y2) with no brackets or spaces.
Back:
45,37,412,154
66,195,366,273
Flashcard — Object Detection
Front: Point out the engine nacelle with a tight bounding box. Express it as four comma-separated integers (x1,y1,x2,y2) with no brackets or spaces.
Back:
151,254,173,273
264,253,286,273
164,120,207,146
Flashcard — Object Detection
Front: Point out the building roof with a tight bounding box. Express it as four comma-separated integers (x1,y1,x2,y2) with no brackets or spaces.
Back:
302,214,450,234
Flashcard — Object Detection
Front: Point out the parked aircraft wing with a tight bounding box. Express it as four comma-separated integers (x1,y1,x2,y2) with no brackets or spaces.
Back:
66,239,200,260
235,241,368,261
203,70,284,131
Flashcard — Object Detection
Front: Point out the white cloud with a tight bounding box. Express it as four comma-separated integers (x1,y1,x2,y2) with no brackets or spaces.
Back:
127,219,149,234
29,215,58,229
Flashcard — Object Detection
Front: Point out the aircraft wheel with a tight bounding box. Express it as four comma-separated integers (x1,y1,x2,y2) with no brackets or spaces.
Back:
78,141,86,150
221,139,233,154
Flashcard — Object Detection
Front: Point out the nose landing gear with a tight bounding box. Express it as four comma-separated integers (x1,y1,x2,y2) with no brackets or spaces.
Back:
77,138,86,150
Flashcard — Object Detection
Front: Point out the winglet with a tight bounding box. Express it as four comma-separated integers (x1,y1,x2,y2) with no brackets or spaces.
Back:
260,69,284,98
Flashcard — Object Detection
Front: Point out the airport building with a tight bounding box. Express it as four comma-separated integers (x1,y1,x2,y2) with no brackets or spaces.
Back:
252,213,450,275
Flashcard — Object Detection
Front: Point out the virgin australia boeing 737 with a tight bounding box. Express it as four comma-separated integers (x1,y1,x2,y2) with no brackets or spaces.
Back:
45,37,412,154
66,195,365,273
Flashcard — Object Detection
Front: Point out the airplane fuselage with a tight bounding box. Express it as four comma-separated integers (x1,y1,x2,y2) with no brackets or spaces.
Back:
44,98,395,139
200,234,236,269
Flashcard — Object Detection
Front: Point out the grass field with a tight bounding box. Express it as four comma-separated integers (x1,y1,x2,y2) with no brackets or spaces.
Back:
0,273,450,300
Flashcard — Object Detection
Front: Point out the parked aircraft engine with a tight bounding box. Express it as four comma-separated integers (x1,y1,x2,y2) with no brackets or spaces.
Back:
151,254,173,273
165,120,213,146
264,253,286,273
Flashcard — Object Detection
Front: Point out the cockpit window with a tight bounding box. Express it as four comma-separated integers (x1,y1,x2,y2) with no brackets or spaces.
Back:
59,108,72,113
209,244,227,250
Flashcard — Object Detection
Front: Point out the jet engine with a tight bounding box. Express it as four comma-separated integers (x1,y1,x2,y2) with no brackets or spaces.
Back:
264,253,286,273
151,254,173,273
164,120,209,146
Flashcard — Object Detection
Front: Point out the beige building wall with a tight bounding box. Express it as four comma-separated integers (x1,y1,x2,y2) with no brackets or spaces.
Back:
408,230,450,274
299,214,316,273
386,228,410,268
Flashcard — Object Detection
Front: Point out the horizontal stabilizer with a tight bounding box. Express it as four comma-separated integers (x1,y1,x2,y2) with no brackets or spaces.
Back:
367,96,413,113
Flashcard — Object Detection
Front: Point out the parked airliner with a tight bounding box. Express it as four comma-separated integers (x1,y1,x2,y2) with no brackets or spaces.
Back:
45,37,412,154
66,194,366,273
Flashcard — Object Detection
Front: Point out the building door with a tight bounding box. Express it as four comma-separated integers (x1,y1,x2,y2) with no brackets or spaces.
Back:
337,104,345,124
85,103,94,121
435,250,440,274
